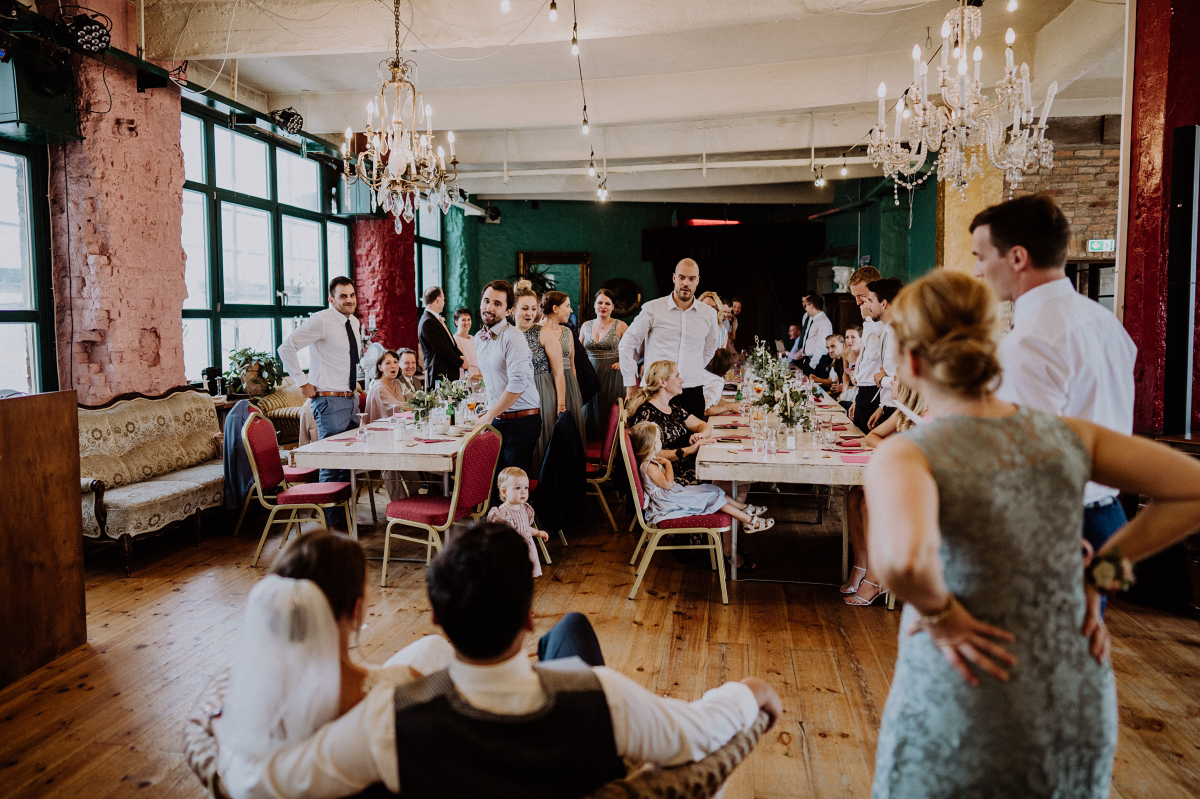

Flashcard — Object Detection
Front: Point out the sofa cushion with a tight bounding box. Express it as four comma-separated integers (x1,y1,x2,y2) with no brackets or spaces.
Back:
257,384,304,415
78,408,131,488
145,460,224,492
99,471,224,540
164,391,221,468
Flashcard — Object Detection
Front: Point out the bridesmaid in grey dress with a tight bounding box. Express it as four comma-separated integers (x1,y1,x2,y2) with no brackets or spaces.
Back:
864,271,1200,799
580,289,627,440
540,291,586,447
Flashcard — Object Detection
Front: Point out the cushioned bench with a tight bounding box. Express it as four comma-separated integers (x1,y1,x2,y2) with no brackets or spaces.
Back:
78,386,224,574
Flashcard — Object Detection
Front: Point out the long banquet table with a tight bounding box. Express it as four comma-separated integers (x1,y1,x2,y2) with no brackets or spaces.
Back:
695,395,870,582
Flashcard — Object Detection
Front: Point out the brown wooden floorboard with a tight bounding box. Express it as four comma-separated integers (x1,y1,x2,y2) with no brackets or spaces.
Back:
1,490,1198,798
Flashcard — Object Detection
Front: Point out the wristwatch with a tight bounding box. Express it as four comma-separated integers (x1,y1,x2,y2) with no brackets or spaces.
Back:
675,447,686,460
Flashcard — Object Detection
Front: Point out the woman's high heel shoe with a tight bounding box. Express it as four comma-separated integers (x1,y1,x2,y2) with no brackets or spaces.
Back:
844,579,888,606
840,565,867,594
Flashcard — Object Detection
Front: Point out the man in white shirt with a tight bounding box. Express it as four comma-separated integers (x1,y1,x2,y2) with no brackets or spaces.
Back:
784,322,805,366
971,194,1137,580
277,277,362,529
845,266,883,432
800,294,834,373
619,258,720,419
218,521,782,799
862,277,903,429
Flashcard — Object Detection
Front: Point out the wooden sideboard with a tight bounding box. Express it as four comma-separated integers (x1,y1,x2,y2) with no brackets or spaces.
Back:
0,391,86,687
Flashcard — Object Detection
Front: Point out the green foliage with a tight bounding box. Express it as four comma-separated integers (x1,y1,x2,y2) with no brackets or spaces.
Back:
225,348,284,396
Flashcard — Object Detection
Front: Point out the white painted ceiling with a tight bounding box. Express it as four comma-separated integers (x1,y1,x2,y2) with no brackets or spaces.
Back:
151,0,1128,203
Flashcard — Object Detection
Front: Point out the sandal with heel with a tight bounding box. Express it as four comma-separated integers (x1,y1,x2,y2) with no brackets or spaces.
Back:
840,565,867,594
844,579,888,606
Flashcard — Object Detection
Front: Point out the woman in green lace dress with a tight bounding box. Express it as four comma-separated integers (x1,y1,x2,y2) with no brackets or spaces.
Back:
865,270,1200,799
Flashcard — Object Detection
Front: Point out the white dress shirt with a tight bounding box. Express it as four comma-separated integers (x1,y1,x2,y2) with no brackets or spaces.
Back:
994,277,1137,504
803,311,833,369
619,295,720,389
854,318,884,388
218,639,760,799
876,322,898,406
475,319,540,413
277,307,362,392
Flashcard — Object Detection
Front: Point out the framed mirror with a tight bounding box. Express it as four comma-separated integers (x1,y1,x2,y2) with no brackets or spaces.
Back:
516,251,592,323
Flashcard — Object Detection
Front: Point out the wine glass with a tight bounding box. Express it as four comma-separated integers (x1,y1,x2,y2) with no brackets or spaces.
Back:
355,412,368,442
821,418,838,449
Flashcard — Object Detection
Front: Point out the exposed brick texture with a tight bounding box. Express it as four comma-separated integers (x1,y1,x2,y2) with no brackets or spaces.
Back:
47,56,186,404
352,219,418,354
1010,144,1121,260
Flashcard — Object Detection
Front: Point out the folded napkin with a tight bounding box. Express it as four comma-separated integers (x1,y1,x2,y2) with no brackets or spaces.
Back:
735,448,790,454
832,425,848,431
841,455,870,464
415,438,454,444
715,434,749,441
367,426,390,431
838,440,862,448
713,423,741,429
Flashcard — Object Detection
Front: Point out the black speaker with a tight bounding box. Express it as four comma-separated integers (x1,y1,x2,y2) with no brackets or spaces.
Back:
1163,125,1199,436
0,46,78,143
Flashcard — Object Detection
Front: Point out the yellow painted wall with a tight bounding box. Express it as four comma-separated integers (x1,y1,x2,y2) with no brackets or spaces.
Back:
935,155,1006,273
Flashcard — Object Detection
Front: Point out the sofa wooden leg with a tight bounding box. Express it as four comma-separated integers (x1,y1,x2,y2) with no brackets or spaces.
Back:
120,534,133,577
193,512,203,546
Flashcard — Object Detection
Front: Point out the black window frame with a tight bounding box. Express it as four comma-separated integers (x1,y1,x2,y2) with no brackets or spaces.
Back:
0,139,57,393
414,206,444,307
180,98,352,383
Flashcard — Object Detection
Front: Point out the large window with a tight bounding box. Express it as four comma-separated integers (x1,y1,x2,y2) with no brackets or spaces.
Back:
0,143,54,393
414,201,444,305
181,104,352,383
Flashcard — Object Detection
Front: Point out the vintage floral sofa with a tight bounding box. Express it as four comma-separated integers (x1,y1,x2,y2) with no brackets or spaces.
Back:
78,387,224,573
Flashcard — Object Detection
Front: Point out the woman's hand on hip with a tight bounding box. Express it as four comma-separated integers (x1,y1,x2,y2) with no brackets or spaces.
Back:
907,597,1017,685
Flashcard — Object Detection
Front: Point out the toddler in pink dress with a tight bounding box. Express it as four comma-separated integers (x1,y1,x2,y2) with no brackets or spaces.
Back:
485,467,550,577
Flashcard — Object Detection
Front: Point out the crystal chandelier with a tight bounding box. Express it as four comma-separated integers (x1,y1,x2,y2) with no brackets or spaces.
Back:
341,0,460,232
867,0,1057,202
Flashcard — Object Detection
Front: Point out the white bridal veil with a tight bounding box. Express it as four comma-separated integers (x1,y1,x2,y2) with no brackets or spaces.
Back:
221,575,342,757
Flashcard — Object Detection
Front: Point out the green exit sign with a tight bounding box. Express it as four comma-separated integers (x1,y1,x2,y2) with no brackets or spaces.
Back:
1087,239,1116,253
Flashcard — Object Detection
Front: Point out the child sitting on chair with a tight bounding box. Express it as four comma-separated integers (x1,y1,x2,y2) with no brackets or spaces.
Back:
486,467,551,577
629,421,775,533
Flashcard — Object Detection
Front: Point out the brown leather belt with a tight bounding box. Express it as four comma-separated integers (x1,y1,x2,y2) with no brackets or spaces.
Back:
313,390,356,398
497,408,540,420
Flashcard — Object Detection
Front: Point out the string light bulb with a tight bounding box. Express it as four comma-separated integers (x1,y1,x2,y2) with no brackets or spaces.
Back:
581,108,589,135
571,23,579,55
840,163,848,177
1007,0,1017,11
588,156,596,177
500,0,510,12
549,0,557,22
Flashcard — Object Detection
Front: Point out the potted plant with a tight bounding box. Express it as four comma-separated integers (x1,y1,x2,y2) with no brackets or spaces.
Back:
225,348,284,397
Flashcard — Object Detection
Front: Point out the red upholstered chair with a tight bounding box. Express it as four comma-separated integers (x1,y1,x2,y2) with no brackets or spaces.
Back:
380,424,502,585
584,403,624,531
620,427,731,604
232,407,319,538
242,414,355,566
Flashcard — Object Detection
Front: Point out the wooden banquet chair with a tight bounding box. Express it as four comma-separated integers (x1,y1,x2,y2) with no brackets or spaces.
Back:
619,425,732,604
231,407,319,538
584,402,624,532
380,424,502,585
241,413,355,567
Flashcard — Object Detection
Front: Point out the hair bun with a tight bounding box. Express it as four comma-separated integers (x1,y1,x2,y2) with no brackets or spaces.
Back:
924,332,1001,395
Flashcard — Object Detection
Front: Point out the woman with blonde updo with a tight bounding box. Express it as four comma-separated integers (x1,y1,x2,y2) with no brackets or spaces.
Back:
626,359,714,486
698,291,728,349
866,270,1200,798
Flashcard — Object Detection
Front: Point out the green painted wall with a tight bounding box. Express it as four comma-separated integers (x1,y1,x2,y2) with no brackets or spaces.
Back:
823,176,937,283
447,200,677,323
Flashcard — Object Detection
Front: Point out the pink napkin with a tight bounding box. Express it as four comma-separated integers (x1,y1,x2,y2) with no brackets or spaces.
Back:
735,449,790,454
841,455,870,464
415,438,454,444
713,423,741,429
367,426,390,431
832,425,848,431
715,434,749,440
839,439,862,447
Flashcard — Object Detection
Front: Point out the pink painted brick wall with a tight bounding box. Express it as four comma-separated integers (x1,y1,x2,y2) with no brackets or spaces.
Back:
47,57,187,404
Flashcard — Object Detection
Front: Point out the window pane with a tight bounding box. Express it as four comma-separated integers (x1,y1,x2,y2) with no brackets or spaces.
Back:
282,216,322,307
327,222,349,281
221,203,273,304
221,317,276,371
0,323,37,393
182,318,212,383
277,148,320,211
417,203,441,241
421,244,442,298
181,114,205,183
282,317,312,373
182,190,209,309
214,127,268,198
0,152,34,311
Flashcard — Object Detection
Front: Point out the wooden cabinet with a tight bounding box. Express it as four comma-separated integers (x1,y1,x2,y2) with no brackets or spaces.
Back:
0,391,86,687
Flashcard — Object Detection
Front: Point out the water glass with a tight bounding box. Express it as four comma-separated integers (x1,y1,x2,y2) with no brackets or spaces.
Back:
821,419,838,448
765,431,777,456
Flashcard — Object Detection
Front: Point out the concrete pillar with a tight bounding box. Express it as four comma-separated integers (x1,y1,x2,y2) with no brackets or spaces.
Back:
1123,0,1200,432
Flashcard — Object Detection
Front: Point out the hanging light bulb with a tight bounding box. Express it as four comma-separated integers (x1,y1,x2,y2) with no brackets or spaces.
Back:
571,24,579,55
582,109,589,135
500,0,510,12
1007,0,1018,11
840,164,848,177
588,159,596,177
549,0,557,22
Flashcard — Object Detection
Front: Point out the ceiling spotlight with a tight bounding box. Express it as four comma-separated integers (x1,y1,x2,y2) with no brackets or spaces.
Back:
1007,0,1018,10
549,0,557,22
70,13,112,54
500,0,511,12
269,107,304,134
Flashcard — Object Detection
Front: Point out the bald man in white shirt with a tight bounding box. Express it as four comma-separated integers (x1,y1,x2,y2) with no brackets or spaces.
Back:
972,194,1137,591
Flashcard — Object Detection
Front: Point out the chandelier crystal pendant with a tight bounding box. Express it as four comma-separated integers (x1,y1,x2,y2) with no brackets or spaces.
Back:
867,0,1056,202
340,0,460,232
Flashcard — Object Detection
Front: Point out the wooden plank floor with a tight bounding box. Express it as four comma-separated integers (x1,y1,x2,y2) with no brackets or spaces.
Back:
2,490,1199,798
